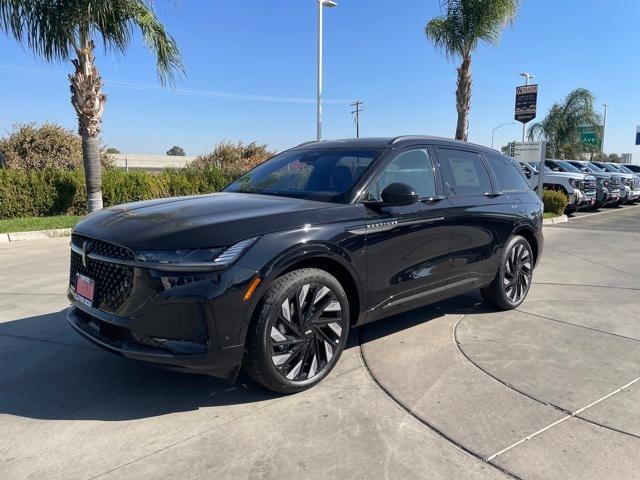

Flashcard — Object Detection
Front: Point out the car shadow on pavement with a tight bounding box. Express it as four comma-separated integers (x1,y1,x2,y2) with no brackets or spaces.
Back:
354,292,489,346
0,309,278,422
0,295,490,422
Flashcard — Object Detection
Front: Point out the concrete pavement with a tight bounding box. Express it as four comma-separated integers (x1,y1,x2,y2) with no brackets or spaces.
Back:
1,206,639,479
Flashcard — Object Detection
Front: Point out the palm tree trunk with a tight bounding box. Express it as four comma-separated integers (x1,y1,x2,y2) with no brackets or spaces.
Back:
455,53,472,141
69,41,106,212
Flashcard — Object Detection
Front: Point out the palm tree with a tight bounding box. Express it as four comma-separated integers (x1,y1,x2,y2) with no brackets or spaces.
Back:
528,88,602,159
425,0,519,141
0,0,182,211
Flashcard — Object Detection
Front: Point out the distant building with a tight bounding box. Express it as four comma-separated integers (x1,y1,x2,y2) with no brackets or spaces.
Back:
620,153,632,164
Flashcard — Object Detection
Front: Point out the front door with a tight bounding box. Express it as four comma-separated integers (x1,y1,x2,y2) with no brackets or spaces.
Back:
361,147,453,320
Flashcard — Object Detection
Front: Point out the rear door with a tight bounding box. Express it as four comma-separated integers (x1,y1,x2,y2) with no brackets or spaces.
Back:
436,147,516,286
361,147,453,319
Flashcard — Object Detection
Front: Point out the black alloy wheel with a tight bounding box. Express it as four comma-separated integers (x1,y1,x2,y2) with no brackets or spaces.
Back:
481,235,533,310
244,268,349,393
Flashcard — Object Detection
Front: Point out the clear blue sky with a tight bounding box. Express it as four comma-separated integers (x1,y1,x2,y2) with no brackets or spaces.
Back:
1,0,639,159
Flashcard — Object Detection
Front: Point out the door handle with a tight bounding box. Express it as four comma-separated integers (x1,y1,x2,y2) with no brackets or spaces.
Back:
422,195,446,203
484,192,504,198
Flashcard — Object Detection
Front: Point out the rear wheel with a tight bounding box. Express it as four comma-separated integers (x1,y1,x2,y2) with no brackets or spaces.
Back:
481,235,533,310
243,268,350,394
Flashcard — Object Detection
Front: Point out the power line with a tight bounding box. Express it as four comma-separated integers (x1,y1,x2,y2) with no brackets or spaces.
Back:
350,100,364,138
0,64,352,105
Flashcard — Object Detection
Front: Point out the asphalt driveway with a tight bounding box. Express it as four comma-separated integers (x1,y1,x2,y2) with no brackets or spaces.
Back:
1,206,639,479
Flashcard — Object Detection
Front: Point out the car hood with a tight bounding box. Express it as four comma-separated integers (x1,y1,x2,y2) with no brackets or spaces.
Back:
545,171,589,180
73,192,354,250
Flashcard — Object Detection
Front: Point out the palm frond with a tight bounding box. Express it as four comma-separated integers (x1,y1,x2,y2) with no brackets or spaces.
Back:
0,0,183,84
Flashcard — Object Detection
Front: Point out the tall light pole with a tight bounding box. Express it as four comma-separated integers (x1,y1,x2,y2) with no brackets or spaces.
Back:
519,72,534,142
491,122,517,149
317,0,337,141
601,103,610,154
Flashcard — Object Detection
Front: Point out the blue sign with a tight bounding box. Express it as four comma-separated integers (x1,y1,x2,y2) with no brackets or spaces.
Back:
636,126,640,145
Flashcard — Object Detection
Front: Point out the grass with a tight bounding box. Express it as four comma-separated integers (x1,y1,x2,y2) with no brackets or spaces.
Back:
543,212,563,219
0,215,83,233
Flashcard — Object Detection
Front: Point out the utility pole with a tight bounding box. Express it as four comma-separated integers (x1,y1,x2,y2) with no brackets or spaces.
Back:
601,103,610,154
351,100,364,138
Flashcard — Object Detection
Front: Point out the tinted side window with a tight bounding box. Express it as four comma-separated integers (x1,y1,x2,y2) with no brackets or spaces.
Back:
437,148,491,196
486,154,531,192
366,149,436,201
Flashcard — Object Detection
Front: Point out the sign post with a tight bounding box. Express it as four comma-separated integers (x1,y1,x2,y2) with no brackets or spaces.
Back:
510,141,546,199
515,84,538,141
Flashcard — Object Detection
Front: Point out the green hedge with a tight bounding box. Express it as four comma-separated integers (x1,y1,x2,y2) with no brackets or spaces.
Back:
542,189,569,215
0,167,231,219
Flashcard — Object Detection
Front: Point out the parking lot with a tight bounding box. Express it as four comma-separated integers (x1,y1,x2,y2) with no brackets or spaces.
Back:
1,205,639,480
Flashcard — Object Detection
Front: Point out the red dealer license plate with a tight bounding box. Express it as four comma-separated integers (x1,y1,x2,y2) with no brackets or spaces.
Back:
74,273,95,307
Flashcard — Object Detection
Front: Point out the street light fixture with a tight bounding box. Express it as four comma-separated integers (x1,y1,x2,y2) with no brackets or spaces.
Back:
316,0,337,141
518,72,535,142
491,122,517,149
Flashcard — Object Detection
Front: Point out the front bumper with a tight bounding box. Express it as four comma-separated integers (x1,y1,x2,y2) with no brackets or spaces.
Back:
67,246,260,379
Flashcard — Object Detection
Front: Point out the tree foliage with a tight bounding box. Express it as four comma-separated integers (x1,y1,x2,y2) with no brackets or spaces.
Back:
191,141,275,177
527,88,602,160
166,145,186,156
0,122,112,170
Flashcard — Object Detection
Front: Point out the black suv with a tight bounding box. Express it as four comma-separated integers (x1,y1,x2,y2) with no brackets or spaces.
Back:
67,137,543,393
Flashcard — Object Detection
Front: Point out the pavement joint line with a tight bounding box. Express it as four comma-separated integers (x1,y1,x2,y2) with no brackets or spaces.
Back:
453,315,640,456
356,323,521,480
534,282,640,291
0,292,67,296
485,376,640,461
86,393,292,480
516,308,640,343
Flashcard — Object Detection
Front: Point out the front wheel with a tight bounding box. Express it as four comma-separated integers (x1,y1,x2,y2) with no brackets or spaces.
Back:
243,268,350,394
481,235,534,310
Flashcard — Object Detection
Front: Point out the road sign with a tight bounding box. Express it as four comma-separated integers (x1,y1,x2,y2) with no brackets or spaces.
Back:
579,126,602,149
636,126,640,145
514,84,538,123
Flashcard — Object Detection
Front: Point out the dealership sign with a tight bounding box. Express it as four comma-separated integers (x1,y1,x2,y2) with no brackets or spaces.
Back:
636,126,640,145
514,84,538,123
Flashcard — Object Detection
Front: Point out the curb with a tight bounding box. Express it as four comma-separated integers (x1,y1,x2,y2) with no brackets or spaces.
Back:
542,214,568,225
3,228,72,242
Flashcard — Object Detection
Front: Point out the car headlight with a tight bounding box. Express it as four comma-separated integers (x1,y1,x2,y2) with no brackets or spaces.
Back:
597,178,608,187
568,179,579,188
136,237,259,269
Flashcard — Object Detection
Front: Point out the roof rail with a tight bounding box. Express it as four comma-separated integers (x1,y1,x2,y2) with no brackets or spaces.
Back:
295,140,322,148
389,135,427,145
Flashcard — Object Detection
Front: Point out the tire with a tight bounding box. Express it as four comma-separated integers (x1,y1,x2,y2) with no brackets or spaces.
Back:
243,268,350,394
481,235,534,311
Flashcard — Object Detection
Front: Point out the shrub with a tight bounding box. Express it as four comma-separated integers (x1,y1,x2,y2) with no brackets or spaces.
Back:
0,166,232,219
0,122,113,170
191,140,274,177
542,189,569,215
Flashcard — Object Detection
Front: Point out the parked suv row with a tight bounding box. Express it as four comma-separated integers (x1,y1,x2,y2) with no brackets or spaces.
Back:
521,159,640,213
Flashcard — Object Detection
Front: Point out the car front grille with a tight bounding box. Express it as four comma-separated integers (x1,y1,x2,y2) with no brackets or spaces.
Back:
584,178,597,191
70,234,134,313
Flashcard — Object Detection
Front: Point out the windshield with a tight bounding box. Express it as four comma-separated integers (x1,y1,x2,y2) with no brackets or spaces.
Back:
556,160,582,173
617,165,634,174
224,148,383,202
586,163,604,172
592,162,618,173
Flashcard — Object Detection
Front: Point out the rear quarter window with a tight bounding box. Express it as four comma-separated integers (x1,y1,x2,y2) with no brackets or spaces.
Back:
486,153,531,192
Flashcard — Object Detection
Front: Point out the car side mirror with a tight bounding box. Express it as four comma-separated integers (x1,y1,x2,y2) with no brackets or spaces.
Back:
524,169,532,179
380,182,420,206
